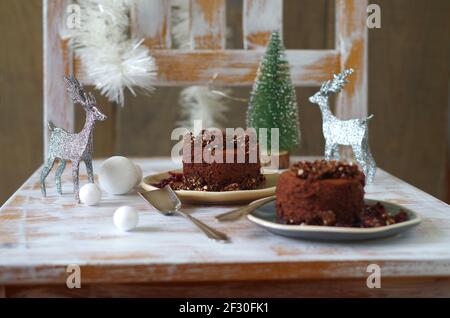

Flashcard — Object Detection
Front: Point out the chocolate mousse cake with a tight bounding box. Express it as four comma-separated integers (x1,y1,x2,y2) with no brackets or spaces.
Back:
276,160,365,226
182,130,264,191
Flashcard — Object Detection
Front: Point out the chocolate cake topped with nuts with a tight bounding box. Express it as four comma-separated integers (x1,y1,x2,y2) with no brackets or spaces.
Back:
276,160,408,227
182,129,258,164
181,129,264,191
276,160,365,226
290,160,364,181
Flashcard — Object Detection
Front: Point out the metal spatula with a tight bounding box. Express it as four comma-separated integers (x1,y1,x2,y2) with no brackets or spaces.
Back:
138,185,229,242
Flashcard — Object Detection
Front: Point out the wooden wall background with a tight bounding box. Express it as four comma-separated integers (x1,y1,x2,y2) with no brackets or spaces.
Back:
0,0,449,205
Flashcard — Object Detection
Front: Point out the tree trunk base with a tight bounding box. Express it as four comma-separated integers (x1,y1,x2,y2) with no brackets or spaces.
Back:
261,151,290,169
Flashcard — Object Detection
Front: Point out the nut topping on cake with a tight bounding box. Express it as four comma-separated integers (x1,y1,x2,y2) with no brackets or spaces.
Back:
290,160,364,181
179,129,264,191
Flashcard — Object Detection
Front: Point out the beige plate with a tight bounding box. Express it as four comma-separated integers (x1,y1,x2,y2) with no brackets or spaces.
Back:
141,169,278,204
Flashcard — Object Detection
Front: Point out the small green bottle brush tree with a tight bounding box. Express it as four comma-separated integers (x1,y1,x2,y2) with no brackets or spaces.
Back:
246,31,300,168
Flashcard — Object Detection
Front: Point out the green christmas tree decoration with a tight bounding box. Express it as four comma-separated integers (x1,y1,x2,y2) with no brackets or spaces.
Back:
246,31,300,153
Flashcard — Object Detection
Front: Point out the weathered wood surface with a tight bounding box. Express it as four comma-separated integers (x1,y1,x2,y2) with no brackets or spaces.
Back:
334,0,368,160
75,49,340,86
73,0,346,87
4,277,450,297
43,0,74,156
0,158,449,291
190,0,226,49
335,0,368,119
243,0,283,50
131,0,171,49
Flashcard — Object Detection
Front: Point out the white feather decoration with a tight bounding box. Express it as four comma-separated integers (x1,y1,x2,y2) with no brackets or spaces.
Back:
178,86,230,130
68,0,157,106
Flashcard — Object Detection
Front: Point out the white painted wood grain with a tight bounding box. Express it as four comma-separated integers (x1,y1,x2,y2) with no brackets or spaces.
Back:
335,0,368,119
70,0,367,94
189,0,226,49
75,49,340,86
131,0,171,49
0,158,449,285
243,0,283,49
43,0,74,157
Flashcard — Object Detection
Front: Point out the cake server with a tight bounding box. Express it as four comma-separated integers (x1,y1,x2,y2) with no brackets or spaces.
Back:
216,196,276,222
137,185,229,242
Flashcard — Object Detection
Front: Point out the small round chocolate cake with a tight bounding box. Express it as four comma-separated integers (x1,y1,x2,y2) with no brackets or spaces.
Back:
182,130,264,191
276,160,365,226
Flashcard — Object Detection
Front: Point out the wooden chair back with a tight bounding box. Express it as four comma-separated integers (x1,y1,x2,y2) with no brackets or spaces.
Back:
43,0,368,154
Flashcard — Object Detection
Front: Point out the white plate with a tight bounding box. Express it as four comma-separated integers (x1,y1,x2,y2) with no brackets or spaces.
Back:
247,198,421,241
141,169,278,204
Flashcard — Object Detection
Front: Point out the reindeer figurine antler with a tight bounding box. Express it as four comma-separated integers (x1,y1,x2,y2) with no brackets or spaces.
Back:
40,76,107,202
309,69,376,183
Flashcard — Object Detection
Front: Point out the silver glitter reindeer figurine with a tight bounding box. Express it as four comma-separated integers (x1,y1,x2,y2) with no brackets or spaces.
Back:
41,76,107,202
309,69,376,183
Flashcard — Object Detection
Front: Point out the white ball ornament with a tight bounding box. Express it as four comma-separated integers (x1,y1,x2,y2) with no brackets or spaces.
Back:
113,206,139,231
134,163,143,187
99,156,139,195
79,183,102,206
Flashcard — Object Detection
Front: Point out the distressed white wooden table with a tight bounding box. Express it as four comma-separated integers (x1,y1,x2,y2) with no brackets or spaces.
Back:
1,157,449,297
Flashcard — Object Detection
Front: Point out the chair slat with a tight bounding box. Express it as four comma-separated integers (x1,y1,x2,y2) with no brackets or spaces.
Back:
335,0,368,119
243,0,283,50
75,49,340,87
131,0,171,49
43,0,74,158
189,0,226,49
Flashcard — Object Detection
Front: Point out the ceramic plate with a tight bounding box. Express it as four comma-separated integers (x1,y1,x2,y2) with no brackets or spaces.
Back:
247,198,421,241
141,169,278,204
